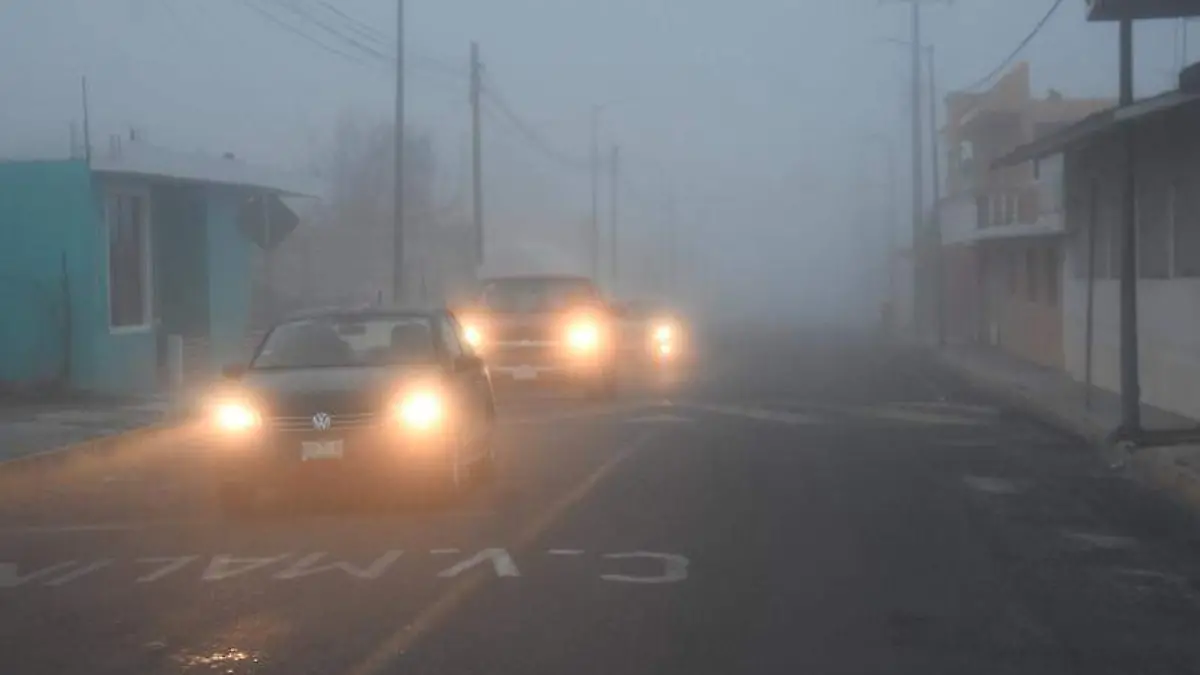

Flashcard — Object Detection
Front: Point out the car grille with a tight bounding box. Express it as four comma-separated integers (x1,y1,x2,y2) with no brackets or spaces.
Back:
268,412,379,432
494,323,558,342
488,343,558,366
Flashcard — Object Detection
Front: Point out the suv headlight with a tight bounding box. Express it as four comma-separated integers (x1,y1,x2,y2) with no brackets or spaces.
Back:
566,321,600,351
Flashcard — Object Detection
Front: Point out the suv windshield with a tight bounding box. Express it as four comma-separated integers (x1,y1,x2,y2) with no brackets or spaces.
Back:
251,316,436,369
480,278,600,313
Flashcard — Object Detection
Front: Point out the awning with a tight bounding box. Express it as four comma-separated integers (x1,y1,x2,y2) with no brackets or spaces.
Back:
992,89,1200,168
1087,0,1200,21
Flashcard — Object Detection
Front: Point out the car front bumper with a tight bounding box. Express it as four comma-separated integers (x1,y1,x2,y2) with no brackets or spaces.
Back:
208,424,456,484
483,342,612,386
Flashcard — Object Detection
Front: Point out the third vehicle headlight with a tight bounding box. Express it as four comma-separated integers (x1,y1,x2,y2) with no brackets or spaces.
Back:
652,323,674,343
566,321,600,351
462,324,483,349
394,390,444,430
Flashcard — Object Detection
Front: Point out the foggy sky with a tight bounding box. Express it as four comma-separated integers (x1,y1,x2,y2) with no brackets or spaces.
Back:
0,0,1190,322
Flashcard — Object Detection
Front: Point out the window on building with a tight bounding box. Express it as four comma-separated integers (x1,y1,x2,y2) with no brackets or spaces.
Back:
1026,248,1038,302
1007,250,1018,295
976,195,989,228
1045,247,1059,306
107,191,151,329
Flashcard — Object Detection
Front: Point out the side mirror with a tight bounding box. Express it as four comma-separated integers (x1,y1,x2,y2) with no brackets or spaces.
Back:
221,364,246,380
454,354,484,372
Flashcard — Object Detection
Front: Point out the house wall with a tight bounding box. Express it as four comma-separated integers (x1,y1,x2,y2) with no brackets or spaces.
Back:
0,161,262,395
1062,101,1200,421
0,161,88,388
979,241,1064,368
87,175,158,395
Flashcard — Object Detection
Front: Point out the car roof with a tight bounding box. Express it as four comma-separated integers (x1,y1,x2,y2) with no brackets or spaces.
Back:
479,274,597,285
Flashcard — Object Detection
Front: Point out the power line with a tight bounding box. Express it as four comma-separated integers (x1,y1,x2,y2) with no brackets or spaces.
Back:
310,0,467,77
239,0,381,68
316,0,393,46
480,77,591,171
263,0,395,63
236,0,466,80
961,0,1064,92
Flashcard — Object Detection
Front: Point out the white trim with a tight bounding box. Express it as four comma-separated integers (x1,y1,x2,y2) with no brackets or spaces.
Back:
104,185,154,333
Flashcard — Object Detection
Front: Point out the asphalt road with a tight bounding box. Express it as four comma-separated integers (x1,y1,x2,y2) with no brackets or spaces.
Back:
2,329,1200,674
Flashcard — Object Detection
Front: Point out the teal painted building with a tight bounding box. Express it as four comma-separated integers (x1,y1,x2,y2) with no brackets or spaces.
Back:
0,145,318,396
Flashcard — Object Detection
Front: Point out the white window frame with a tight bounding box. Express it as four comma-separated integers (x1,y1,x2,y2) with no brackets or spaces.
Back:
105,186,154,334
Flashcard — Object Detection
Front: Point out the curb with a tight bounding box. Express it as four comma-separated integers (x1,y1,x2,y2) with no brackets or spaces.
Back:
927,352,1200,516
0,422,184,471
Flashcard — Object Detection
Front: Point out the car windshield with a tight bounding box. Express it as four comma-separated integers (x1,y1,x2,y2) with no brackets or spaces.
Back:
251,316,436,369
480,278,599,313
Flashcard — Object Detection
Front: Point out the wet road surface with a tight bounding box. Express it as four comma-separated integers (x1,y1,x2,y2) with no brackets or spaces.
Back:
2,330,1200,674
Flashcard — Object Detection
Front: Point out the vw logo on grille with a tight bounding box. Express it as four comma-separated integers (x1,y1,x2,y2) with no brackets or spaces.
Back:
312,412,332,430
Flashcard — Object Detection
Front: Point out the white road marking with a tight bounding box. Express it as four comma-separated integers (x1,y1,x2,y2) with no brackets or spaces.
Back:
44,559,114,586
547,549,584,556
626,414,694,424
275,550,404,580
1062,531,1140,550
0,561,77,588
962,475,1024,495
687,403,819,425
136,556,199,583
600,552,689,584
202,554,292,581
436,548,520,578
865,406,990,427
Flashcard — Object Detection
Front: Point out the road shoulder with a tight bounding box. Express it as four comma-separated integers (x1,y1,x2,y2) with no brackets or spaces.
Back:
930,344,1200,518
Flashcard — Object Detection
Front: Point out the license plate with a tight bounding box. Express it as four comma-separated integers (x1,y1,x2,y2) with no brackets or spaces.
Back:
301,439,344,461
512,365,538,381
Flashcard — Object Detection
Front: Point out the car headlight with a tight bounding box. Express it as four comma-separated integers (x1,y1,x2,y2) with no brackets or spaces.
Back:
462,324,483,349
566,321,600,351
394,390,444,430
652,323,674,343
213,401,261,432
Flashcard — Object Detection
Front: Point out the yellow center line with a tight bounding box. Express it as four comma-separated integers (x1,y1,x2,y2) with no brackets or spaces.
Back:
345,429,661,675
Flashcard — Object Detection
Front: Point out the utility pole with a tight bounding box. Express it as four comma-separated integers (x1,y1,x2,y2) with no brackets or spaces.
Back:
610,144,619,293
470,41,484,271
589,106,601,280
927,44,945,347
910,2,925,342
1118,17,1141,436
392,0,406,305
80,77,92,165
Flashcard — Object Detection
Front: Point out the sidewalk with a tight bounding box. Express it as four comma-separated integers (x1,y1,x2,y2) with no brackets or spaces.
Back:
0,394,193,465
934,343,1200,515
